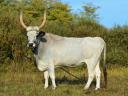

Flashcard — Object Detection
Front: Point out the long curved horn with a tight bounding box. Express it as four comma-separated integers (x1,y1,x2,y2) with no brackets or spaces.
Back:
39,10,47,29
20,11,27,29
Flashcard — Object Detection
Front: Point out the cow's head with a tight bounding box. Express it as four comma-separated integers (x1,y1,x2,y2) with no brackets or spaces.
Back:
20,11,46,48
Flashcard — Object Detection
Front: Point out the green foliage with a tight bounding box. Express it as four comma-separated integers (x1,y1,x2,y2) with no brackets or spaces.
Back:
105,26,128,66
82,3,100,21
0,0,128,72
48,2,73,24
0,0,4,3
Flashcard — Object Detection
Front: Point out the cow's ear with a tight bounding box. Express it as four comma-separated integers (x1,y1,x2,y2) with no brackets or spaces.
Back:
36,31,47,42
39,31,45,36
37,31,45,38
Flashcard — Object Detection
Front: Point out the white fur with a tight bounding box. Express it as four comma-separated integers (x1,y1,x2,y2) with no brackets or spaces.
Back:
26,27,106,90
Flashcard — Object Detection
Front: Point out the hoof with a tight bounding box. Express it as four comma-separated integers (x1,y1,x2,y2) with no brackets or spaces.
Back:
44,86,48,89
84,86,89,90
95,87,100,90
52,86,56,90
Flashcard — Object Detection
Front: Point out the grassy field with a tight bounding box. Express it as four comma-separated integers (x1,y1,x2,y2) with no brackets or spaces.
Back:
0,66,128,96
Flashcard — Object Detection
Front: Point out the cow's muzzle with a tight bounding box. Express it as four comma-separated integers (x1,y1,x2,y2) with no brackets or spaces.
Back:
27,43,36,48
29,43,33,47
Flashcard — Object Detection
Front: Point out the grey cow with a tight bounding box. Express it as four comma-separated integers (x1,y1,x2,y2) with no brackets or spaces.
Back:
20,11,107,90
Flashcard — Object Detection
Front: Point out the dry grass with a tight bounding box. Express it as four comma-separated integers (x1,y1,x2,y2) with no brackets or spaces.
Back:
0,66,128,96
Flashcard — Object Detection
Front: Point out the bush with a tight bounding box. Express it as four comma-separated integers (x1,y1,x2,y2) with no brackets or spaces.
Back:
0,1,128,72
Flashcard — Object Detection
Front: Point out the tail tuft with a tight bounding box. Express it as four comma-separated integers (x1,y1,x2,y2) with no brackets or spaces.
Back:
103,67,107,88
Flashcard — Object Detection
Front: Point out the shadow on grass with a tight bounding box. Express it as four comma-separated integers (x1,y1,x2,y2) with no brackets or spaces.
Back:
42,76,104,88
55,76,105,88
55,76,86,85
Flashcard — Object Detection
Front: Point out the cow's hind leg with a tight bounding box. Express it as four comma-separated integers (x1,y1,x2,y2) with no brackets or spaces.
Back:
84,59,96,90
44,71,49,89
95,61,101,90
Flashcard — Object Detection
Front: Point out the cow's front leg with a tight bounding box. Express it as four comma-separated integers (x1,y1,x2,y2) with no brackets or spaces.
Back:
44,71,49,89
48,65,56,89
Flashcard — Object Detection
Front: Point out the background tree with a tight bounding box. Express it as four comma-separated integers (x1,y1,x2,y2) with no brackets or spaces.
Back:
82,3,100,22
48,2,73,24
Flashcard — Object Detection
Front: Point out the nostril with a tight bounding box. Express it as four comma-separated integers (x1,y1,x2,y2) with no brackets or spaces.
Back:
29,43,33,47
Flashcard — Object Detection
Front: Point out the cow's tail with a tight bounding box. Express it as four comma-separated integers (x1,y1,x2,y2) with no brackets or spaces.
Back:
103,42,107,88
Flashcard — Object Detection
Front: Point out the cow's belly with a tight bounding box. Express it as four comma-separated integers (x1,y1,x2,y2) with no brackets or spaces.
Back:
50,43,94,66
53,50,87,66
55,60,85,67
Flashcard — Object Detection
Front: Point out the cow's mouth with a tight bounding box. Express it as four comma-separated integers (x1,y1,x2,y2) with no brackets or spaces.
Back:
27,43,36,48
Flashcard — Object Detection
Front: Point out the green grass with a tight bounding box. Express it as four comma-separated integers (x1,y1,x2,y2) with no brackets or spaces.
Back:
0,66,128,96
